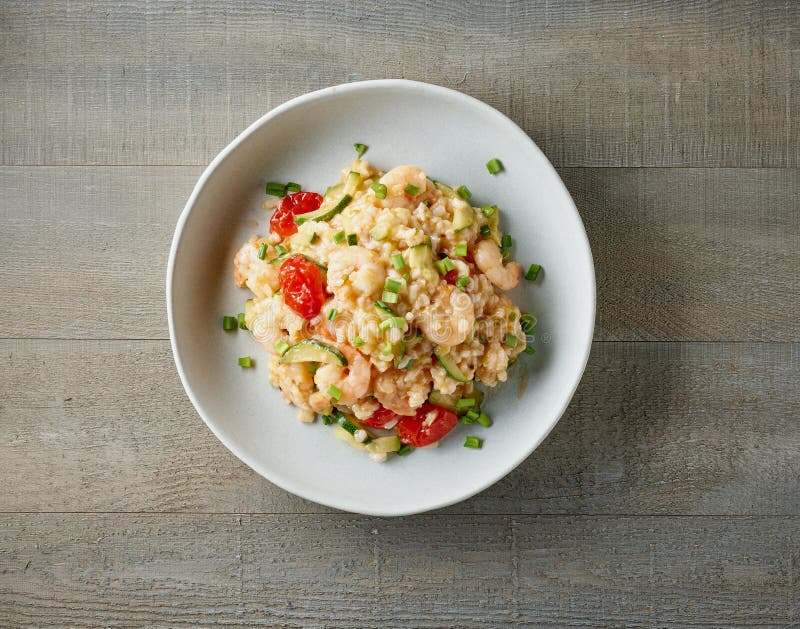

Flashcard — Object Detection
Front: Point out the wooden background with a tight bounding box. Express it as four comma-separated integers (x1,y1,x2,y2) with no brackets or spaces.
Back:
1,1,798,626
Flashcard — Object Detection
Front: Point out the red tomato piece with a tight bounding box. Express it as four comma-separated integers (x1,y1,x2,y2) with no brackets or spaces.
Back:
395,403,458,447
270,192,323,238
278,254,327,320
443,268,459,285
363,405,401,429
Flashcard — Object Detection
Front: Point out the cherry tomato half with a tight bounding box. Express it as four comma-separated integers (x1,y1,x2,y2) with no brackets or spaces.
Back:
395,403,458,447
363,405,401,429
278,254,327,320
270,192,323,238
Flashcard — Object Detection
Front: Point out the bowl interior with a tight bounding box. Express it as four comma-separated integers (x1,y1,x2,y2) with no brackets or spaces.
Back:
168,80,595,515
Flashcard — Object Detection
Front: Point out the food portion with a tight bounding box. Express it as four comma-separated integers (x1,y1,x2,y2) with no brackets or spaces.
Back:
232,157,536,460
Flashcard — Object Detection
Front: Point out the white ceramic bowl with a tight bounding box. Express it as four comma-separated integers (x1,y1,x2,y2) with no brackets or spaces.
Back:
167,79,595,516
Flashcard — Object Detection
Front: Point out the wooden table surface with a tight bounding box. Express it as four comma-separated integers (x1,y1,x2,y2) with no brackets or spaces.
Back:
2,1,799,626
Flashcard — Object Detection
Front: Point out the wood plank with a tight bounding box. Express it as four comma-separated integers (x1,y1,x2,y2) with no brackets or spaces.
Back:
1,339,797,516
1,166,797,341
0,513,797,626
1,0,797,167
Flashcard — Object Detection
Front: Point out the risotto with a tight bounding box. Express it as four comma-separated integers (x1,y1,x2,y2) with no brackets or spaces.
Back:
232,157,537,460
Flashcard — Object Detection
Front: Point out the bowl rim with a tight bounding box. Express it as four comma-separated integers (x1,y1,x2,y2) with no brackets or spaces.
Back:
166,78,596,516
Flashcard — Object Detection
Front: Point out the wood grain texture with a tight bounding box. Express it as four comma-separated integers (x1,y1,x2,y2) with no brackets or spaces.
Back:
1,0,798,167
0,514,797,627
2,339,797,516
1,166,797,341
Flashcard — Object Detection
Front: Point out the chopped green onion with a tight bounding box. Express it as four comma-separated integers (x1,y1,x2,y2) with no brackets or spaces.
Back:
222,315,237,331
327,308,337,321
307,362,319,374
397,444,412,456
322,414,336,425
524,345,536,355
333,231,346,244
374,300,394,314
347,233,358,246
328,385,342,401
237,312,247,330
465,409,481,421
459,414,476,425
265,181,286,196
481,205,496,218
404,184,420,195
422,199,431,207
381,341,393,356
353,336,365,347
504,333,517,348
379,316,406,330
502,249,511,262
455,276,471,290
520,313,536,334
480,225,491,237
454,243,468,257
385,278,402,293
501,234,512,249
456,185,472,200
403,358,415,370
391,253,405,270
456,397,476,410
274,339,290,356
477,412,493,428
286,181,302,193
274,244,288,256
434,257,456,275
486,158,503,175
308,232,318,245
381,290,399,304
371,182,387,199
402,273,411,281
354,143,368,157
464,436,482,449
257,242,268,260
338,415,357,434
238,356,253,368
525,263,542,281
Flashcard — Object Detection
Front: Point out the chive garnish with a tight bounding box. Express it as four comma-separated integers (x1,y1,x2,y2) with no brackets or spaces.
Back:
405,184,420,195
257,242,267,260
481,205,496,218
333,231,346,244
237,356,253,368
222,315,237,331
524,345,536,355
504,333,517,348
275,244,288,256
347,233,358,246
464,436,482,449
456,185,472,200
454,243,467,257
328,385,342,401
265,182,286,196
525,264,542,281
520,313,536,334
327,308,337,321
391,253,405,270
477,413,493,428
381,290,399,304
455,276,471,290
385,278,402,293
354,143,368,157
322,414,336,425
274,339,290,356
371,182,387,199
486,158,503,175
379,316,406,330
237,313,247,330
286,182,301,193
501,234,512,249
480,225,491,237
456,398,476,409
353,336,365,347
397,444,412,456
